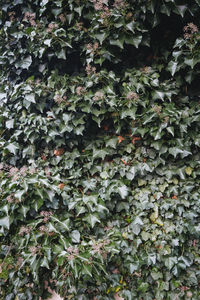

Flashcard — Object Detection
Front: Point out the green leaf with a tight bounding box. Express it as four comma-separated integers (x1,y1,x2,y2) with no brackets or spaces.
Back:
176,5,187,17
71,230,80,243
66,13,73,24
131,224,141,235
169,147,183,158
5,119,14,129
118,185,129,199
57,49,66,59
74,6,83,16
138,282,149,292
100,171,109,179
5,143,18,154
15,55,32,69
168,61,178,76
165,257,177,270
84,214,100,228
110,38,124,49
133,216,144,225
26,93,36,103
44,39,51,46
0,216,10,229
184,58,196,69
131,35,142,48
40,256,49,269
51,216,70,231
166,127,174,136
95,33,106,45
106,137,118,148
82,264,92,277
93,149,108,160
0,93,6,101
126,166,137,180
18,206,29,218
126,22,135,33
125,35,142,48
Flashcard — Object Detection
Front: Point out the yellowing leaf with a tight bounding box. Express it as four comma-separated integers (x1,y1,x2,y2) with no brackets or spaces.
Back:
185,166,193,176
155,218,164,226
122,232,127,239
150,212,157,223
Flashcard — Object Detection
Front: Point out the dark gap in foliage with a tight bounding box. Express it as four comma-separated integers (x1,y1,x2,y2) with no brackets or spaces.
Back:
150,13,184,57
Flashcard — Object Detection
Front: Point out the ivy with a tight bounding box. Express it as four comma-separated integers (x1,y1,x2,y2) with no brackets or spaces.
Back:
0,0,200,299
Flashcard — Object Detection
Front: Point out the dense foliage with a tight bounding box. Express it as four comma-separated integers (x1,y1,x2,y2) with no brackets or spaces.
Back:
0,0,200,299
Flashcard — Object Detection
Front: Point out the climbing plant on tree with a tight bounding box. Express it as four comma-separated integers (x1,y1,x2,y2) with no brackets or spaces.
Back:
0,0,200,299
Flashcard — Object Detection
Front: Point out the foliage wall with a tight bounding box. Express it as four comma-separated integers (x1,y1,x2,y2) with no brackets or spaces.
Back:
0,0,200,299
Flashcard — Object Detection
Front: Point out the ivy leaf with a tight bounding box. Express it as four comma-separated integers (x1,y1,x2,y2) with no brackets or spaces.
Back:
51,216,70,231
126,22,135,33
130,224,141,235
57,49,66,60
166,127,174,136
0,216,10,229
74,6,83,16
95,33,106,45
126,166,137,180
40,257,49,269
15,55,32,69
106,137,118,148
165,257,177,270
169,147,183,158
83,264,92,277
44,39,51,46
93,149,108,160
131,35,142,48
125,35,142,48
5,142,18,154
71,230,80,243
168,61,178,76
185,166,193,175
110,38,124,49
118,185,129,199
5,119,14,129
184,58,197,69
26,93,36,103
18,206,29,218
176,5,187,17
84,214,100,228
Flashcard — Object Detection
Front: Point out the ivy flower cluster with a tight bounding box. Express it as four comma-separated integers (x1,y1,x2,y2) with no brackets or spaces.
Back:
7,165,36,181
23,12,36,26
85,64,96,75
29,245,42,255
6,193,17,203
113,0,127,9
40,211,53,223
91,239,110,255
86,42,99,54
76,86,85,96
126,91,139,100
66,246,79,261
47,23,59,33
183,23,198,39
19,226,33,236
58,14,66,23
53,94,67,104
93,91,104,101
